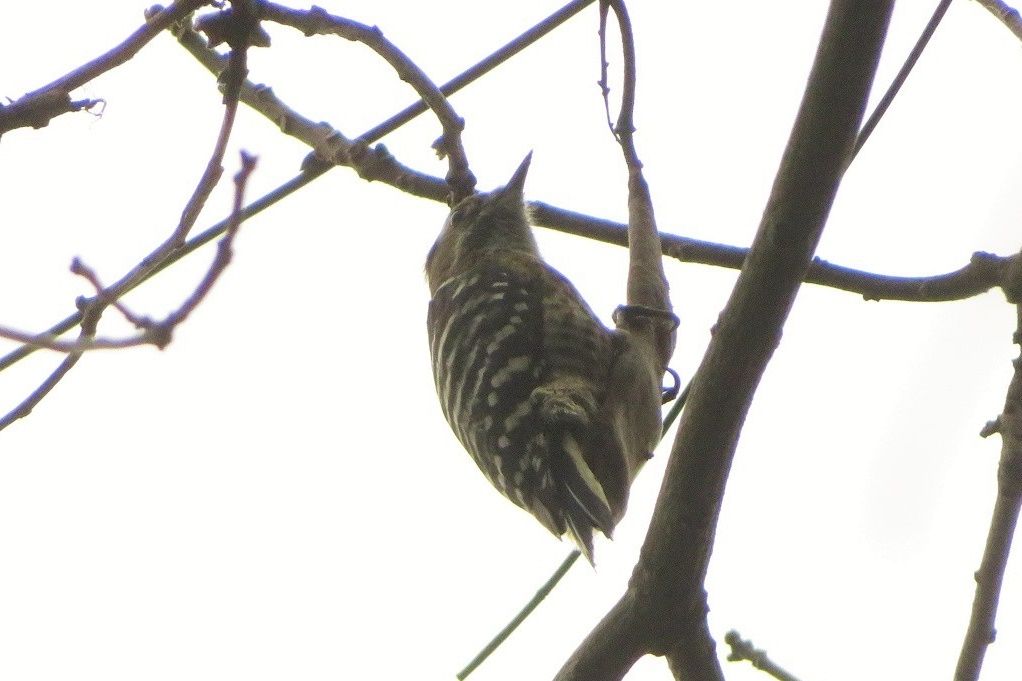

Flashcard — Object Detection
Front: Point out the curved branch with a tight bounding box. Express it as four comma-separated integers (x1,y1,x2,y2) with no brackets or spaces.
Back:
601,0,676,365
167,6,1009,306
257,2,476,200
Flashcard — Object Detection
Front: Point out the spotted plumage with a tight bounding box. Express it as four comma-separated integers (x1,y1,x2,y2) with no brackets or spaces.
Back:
425,155,641,562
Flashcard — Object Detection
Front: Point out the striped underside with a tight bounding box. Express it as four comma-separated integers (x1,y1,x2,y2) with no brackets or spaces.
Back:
427,252,618,560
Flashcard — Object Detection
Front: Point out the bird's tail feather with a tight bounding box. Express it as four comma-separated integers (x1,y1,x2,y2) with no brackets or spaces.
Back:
557,432,615,563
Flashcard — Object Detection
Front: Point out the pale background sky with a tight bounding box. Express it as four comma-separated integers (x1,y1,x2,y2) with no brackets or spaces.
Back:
1,2,1020,680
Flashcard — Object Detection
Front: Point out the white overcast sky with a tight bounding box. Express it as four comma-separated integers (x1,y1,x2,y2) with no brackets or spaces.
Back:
2,2,1021,680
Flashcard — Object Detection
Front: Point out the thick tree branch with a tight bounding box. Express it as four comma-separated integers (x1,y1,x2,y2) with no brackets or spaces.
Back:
554,3,894,679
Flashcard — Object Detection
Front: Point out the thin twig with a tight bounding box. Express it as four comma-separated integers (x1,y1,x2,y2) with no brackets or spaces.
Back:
167,0,597,153
0,354,82,431
0,0,590,427
69,257,147,328
0,42,243,354
0,325,162,352
359,0,599,144
596,2,616,138
850,0,952,164
724,631,803,681
456,551,582,680
0,92,103,137
0,148,255,432
0,301,105,432
162,150,257,330
0,148,254,356
0,0,600,376
0,24,253,429
0,0,209,136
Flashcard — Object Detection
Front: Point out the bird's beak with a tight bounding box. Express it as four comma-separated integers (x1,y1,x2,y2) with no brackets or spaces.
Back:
498,151,533,203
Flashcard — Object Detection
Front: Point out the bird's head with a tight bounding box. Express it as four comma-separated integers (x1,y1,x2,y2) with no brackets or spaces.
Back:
426,153,536,294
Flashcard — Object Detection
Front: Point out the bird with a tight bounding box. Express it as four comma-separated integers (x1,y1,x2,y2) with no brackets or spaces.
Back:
425,154,660,562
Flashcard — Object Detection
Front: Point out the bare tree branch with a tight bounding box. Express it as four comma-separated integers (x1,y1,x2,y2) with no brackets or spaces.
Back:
163,2,1011,308
724,631,803,681
0,147,254,431
0,16,255,429
166,18,1021,305
357,0,599,144
0,0,209,136
0,92,103,136
554,3,894,679
257,2,476,200
2,0,1008,449
533,205,1016,303
456,551,582,680
0,299,104,432
850,0,952,163
2,126,1011,385
955,270,1022,680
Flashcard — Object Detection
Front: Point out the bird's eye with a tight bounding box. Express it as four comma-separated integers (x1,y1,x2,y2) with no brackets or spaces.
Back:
448,197,482,226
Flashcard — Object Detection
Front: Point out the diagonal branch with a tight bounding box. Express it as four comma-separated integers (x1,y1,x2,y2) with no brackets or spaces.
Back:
554,3,894,679
850,0,952,163
0,0,209,136
954,270,1022,680
0,20,254,430
0,0,599,427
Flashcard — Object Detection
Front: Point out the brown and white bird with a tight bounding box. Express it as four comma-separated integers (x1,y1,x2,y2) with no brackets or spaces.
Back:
425,155,659,562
